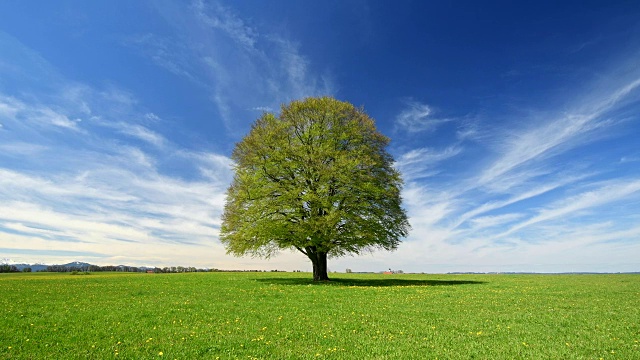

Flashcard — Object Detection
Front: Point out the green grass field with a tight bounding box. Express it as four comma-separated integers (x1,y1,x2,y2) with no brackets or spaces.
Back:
1,272,638,359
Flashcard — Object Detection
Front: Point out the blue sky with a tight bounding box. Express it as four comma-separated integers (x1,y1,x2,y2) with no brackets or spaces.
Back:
1,1,639,272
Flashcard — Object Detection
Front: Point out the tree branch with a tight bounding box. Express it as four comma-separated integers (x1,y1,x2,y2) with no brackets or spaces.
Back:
294,246,307,256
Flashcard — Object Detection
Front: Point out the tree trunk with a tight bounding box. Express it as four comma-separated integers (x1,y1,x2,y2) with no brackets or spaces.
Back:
308,249,330,281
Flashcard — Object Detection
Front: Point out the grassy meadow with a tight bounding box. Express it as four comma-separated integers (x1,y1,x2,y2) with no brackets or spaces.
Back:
1,271,639,359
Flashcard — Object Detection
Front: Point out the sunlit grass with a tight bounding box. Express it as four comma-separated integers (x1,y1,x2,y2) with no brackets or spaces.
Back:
1,272,638,359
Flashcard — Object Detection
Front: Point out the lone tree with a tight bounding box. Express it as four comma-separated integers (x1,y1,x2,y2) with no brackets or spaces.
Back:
220,97,410,281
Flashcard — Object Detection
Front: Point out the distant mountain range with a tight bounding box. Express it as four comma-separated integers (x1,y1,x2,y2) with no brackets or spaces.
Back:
11,263,49,272
9,261,156,272
10,261,92,272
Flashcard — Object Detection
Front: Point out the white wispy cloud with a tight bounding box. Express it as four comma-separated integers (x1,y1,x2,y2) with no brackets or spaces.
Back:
478,76,640,186
0,142,48,156
131,0,333,133
468,213,524,230
115,123,166,147
453,173,591,229
0,96,22,118
0,95,82,132
40,108,81,129
124,33,200,82
190,0,257,49
0,88,260,269
251,106,273,112
389,57,640,272
396,146,462,182
184,151,234,184
501,179,640,237
0,33,243,267
396,100,452,133
0,139,235,266
99,86,138,107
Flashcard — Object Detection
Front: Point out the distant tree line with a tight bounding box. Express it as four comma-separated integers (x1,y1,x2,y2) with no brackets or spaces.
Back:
0,264,21,273
45,265,144,272
0,265,33,273
44,265,214,273
3,264,292,273
154,266,205,273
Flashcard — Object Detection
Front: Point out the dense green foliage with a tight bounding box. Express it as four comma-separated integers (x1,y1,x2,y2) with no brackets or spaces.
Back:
1,272,639,359
221,97,410,280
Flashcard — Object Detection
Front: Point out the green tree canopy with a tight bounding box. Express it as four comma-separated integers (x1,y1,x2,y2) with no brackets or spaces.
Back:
220,97,410,281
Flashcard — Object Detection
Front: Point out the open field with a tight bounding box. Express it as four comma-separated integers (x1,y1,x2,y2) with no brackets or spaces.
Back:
1,272,639,359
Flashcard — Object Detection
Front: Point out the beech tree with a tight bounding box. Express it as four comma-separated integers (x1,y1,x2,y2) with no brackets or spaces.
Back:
220,97,410,281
